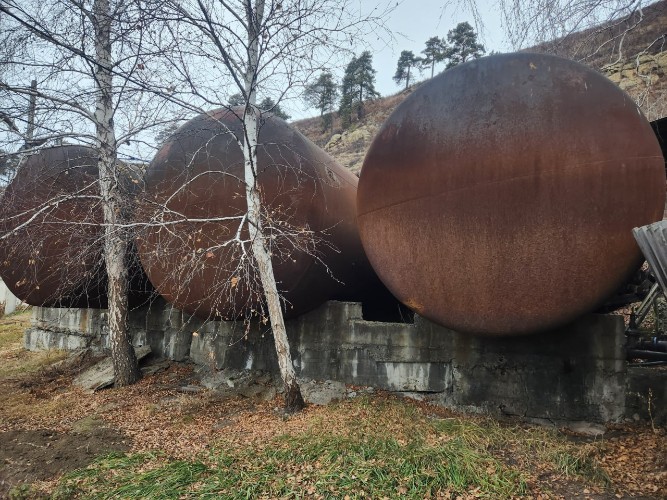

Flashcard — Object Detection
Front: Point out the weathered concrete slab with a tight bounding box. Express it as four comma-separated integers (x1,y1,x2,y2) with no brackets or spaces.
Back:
625,365,667,425
30,300,643,424
26,307,104,351
27,299,191,361
25,327,95,351
73,346,151,393
299,379,346,405
188,301,629,423
419,314,627,423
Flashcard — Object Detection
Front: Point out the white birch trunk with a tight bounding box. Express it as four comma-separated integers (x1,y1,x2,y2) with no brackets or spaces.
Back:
242,0,304,411
93,0,139,386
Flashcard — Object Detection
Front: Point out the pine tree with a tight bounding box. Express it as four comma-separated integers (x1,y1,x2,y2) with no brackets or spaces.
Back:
228,93,246,106
304,71,338,132
339,65,355,128
446,22,485,68
228,94,290,120
393,50,421,89
258,97,290,120
421,36,449,78
339,51,379,127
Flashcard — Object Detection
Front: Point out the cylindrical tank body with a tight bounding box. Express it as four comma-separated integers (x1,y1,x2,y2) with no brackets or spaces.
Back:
357,53,666,336
0,146,107,307
0,145,153,308
136,108,374,320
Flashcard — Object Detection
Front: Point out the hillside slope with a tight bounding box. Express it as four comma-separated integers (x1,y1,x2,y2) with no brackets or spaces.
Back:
294,90,414,175
294,0,667,173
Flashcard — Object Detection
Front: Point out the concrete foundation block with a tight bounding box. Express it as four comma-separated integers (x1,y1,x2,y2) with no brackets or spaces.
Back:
420,315,627,423
24,327,95,351
625,366,667,425
27,300,647,424
26,308,103,352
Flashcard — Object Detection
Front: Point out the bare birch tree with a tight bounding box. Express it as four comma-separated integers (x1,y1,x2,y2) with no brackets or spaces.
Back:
152,0,390,411
0,0,180,385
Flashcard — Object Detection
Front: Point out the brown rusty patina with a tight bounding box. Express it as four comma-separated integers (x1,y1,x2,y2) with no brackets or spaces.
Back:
136,108,375,320
357,53,666,336
0,145,153,308
0,146,107,307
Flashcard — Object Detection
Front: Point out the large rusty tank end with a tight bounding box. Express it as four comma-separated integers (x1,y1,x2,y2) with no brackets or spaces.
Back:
357,53,666,336
136,108,375,320
0,145,153,308
0,146,107,307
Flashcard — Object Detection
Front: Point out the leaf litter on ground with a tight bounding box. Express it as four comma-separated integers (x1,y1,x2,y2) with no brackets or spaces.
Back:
0,311,665,499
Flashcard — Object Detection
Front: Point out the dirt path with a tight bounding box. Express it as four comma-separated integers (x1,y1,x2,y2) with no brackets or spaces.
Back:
0,427,129,496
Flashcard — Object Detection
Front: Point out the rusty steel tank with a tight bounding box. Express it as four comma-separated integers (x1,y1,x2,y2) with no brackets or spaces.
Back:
0,145,107,307
0,145,153,308
357,52,666,336
136,108,374,320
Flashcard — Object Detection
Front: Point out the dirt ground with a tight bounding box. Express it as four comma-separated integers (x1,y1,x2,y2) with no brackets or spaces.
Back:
0,312,665,498
0,428,128,495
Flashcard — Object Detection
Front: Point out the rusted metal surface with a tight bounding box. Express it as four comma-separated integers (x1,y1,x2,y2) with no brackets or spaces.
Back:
633,221,667,297
0,146,107,307
0,146,153,308
357,52,666,336
136,108,375,320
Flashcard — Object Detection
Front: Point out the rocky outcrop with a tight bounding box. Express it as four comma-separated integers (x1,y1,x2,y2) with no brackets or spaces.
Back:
603,51,667,121
297,52,667,175
323,126,377,174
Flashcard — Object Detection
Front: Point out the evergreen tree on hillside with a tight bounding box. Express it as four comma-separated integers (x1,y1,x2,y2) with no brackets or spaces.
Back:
228,94,290,120
421,36,449,78
339,51,380,127
446,22,485,68
228,93,246,106
339,68,356,128
393,50,421,89
304,71,338,132
258,97,290,120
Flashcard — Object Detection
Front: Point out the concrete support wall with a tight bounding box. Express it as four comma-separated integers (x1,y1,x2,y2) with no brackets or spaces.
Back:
26,298,192,361
625,366,667,424
189,301,628,423
28,300,637,424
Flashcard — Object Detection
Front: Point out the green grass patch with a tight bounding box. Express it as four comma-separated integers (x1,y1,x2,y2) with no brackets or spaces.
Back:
53,453,208,499
55,410,528,499
432,416,610,486
51,398,614,499
0,310,31,351
550,449,610,485
201,432,526,498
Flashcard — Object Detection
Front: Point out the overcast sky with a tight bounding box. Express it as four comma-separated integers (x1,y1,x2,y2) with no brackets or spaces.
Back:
293,0,510,120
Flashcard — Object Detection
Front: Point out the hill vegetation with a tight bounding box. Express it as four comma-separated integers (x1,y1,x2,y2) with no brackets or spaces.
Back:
294,0,667,174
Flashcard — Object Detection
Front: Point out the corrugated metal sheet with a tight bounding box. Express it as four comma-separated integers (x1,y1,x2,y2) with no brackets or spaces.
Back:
633,220,667,296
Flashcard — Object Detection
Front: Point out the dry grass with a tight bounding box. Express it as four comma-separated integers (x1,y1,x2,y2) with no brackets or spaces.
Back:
0,312,665,498
0,310,31,350
49,394,665,499
0,310,67,379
